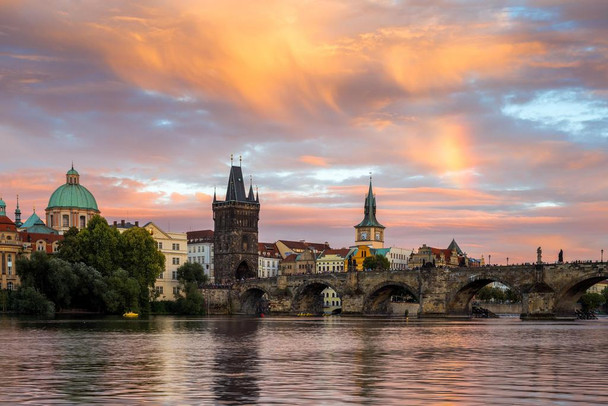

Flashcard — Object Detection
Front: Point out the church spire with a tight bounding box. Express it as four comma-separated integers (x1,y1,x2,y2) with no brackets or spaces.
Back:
15,194,22,227
354,175,384,229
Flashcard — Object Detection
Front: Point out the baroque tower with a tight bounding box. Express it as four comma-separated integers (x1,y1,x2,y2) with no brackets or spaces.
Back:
354,176,385,249
212,159,260,284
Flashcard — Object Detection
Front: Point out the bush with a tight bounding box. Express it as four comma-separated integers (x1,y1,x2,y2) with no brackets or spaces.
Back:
12,287,55,315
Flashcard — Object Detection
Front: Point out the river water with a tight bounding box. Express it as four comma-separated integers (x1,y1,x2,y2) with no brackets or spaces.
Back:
1,316,608,405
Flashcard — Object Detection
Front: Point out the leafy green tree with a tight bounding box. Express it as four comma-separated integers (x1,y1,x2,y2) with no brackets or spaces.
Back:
16,251,52,293
579,292,606,312
77,215,123,277
104,269,141,314
120,226,165,313
504,289,521,303
173,262,209,314
56,226,83,263
12,286,55,315
70,262,108,312
362,255,390,271
476,286,507,303
176,262,209,287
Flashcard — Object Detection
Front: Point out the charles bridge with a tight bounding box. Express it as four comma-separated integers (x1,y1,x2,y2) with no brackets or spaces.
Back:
203,261,608,319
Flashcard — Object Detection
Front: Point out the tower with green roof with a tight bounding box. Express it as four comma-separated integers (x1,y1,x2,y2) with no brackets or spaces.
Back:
354,176,385,249
45,165,100,234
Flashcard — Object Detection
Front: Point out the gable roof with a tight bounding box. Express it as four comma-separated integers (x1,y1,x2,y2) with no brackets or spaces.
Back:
277,240,330,252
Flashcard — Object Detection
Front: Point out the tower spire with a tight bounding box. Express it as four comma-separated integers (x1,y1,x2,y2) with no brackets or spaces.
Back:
15,194,22,227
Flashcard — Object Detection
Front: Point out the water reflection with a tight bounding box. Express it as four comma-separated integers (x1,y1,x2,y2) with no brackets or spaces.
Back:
1,316,608,404
211,318,261,404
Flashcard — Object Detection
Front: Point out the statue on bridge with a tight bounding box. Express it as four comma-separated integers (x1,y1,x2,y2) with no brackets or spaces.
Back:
537,247,542,264
558,249,564,264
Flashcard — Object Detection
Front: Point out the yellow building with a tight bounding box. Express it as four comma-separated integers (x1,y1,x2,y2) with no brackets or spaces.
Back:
0,199,22,290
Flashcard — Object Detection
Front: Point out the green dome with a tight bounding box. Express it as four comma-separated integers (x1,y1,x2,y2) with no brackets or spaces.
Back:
47,183,99,211
67,168,79,176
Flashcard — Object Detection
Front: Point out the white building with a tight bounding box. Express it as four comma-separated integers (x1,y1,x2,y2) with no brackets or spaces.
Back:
186,230,214,282
258,242,281,278
385,247,412,270
322,287,341,314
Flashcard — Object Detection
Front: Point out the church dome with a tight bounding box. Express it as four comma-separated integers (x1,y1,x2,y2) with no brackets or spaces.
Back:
46,167,99,211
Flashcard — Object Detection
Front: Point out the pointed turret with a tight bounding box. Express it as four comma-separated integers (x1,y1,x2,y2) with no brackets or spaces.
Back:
247,175,255,201
0,196,6,216
14,195,22,227
213,186,217,203
447,239,463,255
355,176,384,228
255,186,259,203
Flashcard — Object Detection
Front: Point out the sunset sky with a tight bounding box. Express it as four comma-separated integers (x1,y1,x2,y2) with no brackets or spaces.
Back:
1,1,607,264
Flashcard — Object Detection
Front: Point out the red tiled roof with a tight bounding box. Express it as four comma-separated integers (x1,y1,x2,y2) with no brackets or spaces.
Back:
0,215,17,232
258,242,280,257
278,240,330,251
320,248,350,257
187,229,214,243
282,253,298,263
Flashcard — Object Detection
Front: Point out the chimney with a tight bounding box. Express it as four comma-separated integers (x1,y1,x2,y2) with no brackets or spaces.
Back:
135,221,139,227
121,219,125,227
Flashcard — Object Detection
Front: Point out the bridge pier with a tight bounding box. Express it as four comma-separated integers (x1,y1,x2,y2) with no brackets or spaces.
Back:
520,290,558,320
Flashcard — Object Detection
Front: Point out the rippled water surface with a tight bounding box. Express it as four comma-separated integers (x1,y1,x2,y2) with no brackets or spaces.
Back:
1,316,608,404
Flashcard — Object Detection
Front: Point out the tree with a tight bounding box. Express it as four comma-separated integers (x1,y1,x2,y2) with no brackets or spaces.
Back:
120,226,165,313
174,262,209,314
78,215,123,277
104,269,141,314
579,292,606,312
362,255,390,271
56,226,83,263
176,262,209,287
12,286,55,315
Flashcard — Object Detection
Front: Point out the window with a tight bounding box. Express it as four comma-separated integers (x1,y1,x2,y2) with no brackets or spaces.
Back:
158,272,164,279
50,215,54,226
157,242,163,250
7,282,13,291
37,242,45,251
172,271,177,280
173,286,179,295
62,215,69,228
172,257,180,265
155,286,164,295
79,215,86,228
172,243,180,250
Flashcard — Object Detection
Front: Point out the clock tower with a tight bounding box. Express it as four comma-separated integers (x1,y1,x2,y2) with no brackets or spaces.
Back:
354,177,385,249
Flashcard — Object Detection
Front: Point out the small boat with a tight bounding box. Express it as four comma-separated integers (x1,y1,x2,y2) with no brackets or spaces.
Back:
123,312,139,318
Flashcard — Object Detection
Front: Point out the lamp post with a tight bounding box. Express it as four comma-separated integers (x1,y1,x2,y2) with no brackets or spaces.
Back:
602,249,604,263
506,257,509,266
489,254,491,266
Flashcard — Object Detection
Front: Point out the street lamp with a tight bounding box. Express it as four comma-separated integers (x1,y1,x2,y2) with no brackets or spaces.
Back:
489,254,491,266
506,257,509,266
602,249,604,263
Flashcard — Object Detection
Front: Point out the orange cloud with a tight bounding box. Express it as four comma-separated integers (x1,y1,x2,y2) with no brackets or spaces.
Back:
299,155,329,167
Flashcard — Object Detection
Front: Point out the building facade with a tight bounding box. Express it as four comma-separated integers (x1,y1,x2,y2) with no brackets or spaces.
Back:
187,230,214,282
212,163,260,284
0,199,22,291
258,242,281,278
316,249,349,273
46,166,100,234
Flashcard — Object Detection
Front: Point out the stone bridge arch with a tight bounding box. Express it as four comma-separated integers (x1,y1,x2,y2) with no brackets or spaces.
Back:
554,271,607,316
291,280,342,314
447,276,523,316
238,285,272,315
363,281,419,315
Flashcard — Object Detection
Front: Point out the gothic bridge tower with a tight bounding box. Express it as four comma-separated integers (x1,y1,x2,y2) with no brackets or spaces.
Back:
213,160,260,284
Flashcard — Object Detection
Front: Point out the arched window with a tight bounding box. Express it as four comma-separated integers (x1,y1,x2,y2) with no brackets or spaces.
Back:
79,215,86,228
62,215,69,228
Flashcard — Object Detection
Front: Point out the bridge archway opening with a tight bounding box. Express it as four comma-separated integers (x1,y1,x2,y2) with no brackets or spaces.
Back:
555,276,607,317
364,283,418,315
235,261,255,281
448,279,522,317
292,282,341,315
240,288,269,315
